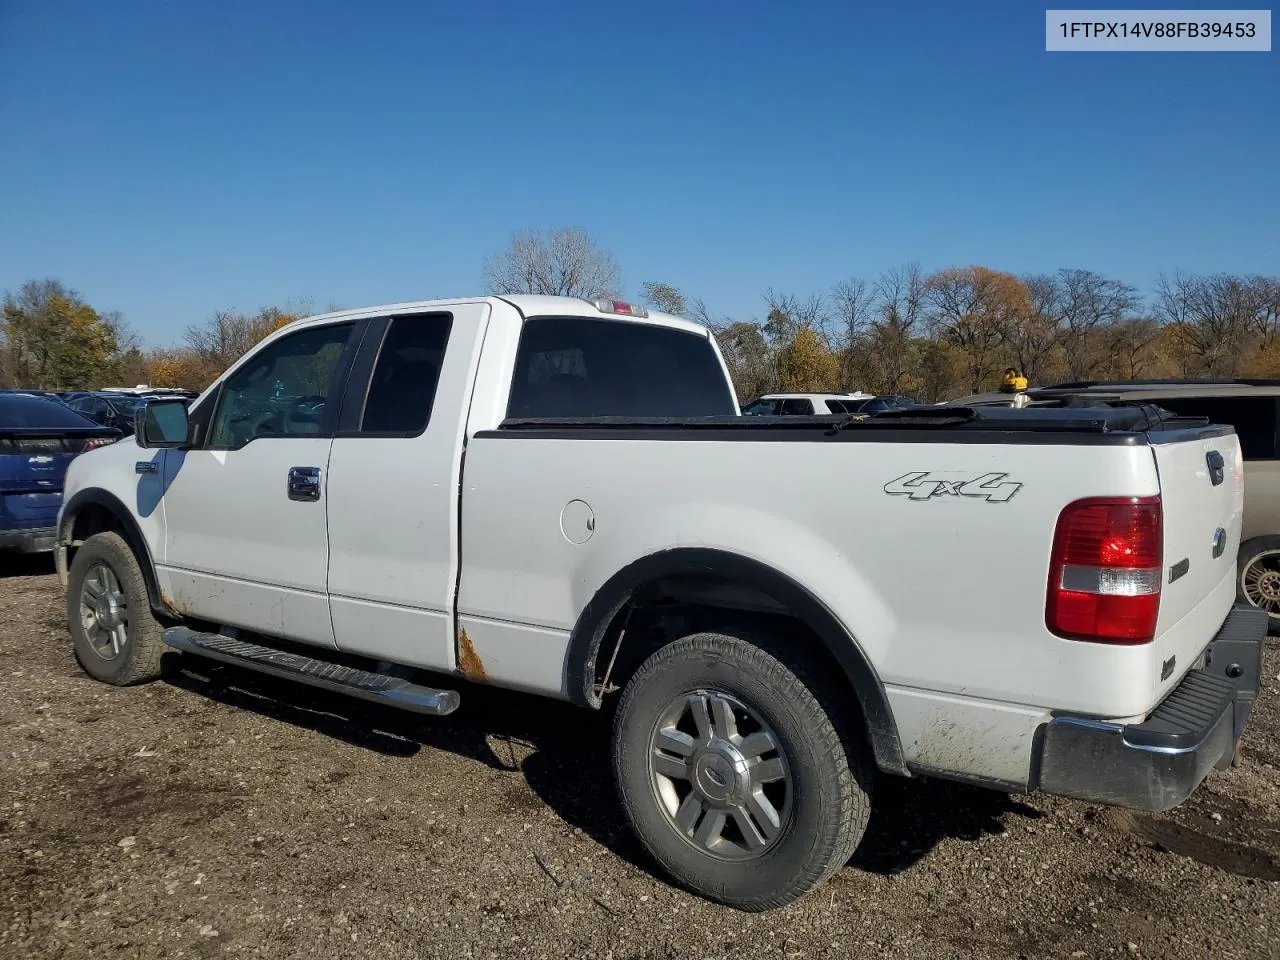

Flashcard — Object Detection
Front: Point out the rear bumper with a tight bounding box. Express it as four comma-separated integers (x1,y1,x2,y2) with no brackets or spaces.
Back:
1035,603,1266,812
0,525,57,553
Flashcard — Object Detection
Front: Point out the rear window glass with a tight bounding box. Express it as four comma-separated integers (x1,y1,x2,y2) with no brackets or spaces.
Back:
1152,396,1279,460
507,316,736,419
0,395,99,429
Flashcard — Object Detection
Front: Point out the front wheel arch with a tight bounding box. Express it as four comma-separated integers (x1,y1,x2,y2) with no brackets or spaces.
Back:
58,489,176,621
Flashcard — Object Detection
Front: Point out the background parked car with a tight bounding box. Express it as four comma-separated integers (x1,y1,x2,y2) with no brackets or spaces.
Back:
741,392,915,416
64,393,152,435
0,394,118,553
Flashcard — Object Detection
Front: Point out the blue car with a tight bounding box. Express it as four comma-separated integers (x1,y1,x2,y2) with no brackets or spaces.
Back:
0,394,119,553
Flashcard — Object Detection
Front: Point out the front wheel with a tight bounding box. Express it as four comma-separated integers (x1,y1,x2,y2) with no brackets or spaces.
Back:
68,531,166,685
611,630,873,911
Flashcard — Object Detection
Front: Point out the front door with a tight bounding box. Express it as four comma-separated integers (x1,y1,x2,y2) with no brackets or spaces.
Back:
156,320,361,647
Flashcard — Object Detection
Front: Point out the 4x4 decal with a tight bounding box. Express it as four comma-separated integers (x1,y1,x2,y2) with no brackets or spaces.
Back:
885,471,1022,502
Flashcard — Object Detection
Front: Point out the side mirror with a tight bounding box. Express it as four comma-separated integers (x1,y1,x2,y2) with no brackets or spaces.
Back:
135,399,190,449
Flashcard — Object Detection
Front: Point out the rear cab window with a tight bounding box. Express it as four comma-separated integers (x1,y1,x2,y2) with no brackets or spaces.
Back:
507,316,736,419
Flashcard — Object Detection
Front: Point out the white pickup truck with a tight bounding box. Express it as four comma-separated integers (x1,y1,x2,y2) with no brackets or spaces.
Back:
56,295,1265,911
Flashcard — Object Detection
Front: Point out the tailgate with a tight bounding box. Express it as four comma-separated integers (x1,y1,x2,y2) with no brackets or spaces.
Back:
1148,427,1243,692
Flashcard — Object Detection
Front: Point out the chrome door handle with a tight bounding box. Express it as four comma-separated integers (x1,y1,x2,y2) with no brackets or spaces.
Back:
287,466,322,502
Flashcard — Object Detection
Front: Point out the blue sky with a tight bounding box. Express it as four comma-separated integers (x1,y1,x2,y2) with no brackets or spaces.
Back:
1,0,1275,344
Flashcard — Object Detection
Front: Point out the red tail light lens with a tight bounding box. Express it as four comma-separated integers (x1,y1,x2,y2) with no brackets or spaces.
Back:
81,437,116,453
1046,496,1162,644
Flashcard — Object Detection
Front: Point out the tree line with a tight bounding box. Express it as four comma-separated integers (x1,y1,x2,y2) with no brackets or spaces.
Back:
482,228,1280,403
0,280,313,392
5,227,1278,404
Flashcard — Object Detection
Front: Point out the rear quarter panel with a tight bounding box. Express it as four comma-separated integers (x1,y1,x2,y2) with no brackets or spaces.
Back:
459,433,1190,723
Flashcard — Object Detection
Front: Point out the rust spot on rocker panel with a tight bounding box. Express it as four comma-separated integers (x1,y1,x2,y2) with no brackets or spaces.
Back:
457,627,487,681
158,588,183,616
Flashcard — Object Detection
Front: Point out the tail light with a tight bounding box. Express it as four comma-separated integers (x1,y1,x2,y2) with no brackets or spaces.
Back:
81,437,116,453
1046,496,1162,644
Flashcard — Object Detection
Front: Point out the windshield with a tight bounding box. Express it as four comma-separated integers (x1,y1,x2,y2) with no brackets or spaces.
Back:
111,397,142,414
741,399,779,416
0,394,101,429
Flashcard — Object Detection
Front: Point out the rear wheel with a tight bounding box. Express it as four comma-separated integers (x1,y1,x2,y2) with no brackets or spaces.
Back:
68,532,166,685
1237,536,1280,634
612,630,872,911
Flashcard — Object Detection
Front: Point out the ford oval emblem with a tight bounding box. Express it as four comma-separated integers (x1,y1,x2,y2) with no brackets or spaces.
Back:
1212,527,1226,559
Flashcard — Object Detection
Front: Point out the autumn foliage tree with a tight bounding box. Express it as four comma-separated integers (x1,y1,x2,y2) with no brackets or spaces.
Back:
779,326,837,392
0,279,138,389
9,254,1280,408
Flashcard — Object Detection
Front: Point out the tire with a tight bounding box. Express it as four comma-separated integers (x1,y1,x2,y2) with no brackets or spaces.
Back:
67,531,166,685
1237,536,1280,635
612,629,873,911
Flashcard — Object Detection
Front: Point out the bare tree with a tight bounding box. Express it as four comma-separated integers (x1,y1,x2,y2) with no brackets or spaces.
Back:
687,297,714,328
1013,273,1065,384
1246,275,1280,352
874,263,926,338
640,281,686,317
762,288,828,343
857,263,927,394
1154,272,1255,376
483,227,621,299
830,278,874,346
1104,316,1163,380
1058,269,1138,380
828,277,874,390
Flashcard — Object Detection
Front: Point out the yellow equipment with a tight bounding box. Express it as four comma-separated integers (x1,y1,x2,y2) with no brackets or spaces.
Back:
1000,368,1029,393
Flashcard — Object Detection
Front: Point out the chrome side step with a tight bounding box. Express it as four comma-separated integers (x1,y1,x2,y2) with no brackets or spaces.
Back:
163,627,460,716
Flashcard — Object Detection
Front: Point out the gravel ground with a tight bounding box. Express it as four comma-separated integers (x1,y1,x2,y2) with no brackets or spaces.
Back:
2,555,1278,960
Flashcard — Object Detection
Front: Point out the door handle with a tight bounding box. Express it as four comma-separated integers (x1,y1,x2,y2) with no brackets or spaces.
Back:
287,466,322,502
1206,450,1224,486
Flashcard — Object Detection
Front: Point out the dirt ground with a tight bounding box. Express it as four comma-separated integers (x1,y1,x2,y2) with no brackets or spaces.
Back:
1,556,1278,960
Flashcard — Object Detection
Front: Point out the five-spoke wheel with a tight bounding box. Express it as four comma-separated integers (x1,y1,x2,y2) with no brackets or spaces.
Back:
649,691,791,858
78,562,130,661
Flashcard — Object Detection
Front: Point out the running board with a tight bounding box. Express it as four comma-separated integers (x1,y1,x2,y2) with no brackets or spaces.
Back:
163,627,460,716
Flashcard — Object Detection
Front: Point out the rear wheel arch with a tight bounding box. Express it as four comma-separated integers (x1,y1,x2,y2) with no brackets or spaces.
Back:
58,489,173,620
566,547,909,776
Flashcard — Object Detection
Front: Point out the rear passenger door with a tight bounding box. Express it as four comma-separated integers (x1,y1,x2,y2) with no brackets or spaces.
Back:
325,304,490,671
